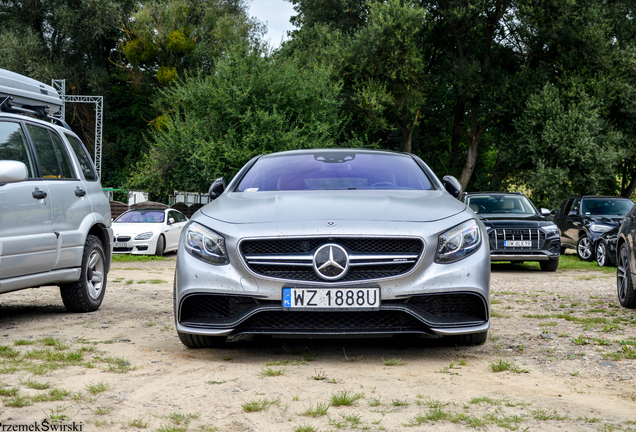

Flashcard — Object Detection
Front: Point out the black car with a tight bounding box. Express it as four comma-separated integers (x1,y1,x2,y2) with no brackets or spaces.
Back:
460,192,561,271
616,206,636,308
595,227,619,267
553,196,634,261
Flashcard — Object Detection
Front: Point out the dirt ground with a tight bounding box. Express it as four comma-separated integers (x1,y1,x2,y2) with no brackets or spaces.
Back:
0,255,635,432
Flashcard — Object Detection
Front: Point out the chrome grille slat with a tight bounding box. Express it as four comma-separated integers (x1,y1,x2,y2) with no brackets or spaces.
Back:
240,237,424,283
488,228,546,250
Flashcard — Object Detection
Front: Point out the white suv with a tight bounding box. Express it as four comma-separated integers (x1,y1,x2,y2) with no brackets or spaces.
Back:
0,69,113,312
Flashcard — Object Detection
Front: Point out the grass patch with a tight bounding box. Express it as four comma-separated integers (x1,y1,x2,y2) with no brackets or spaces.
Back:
294,425,318,432
86,381,111,394
0,346,20,358
382,358,406,366
330,390,363,406
259,366,286,377
4,394,31,407
490,359,529,373
168,412,200,425
128,418,148,428
112,254,171,262
21,378,52,390
303,402,330,417
242,397,279,412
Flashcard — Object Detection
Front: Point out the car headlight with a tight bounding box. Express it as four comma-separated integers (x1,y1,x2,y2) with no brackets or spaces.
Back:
590,224,613,233
542,223,559,234
435,219,482,264
135,232,153,240
184,222,229,265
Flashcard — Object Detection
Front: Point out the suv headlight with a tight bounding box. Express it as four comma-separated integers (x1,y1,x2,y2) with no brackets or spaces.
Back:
542,223,559,234
435,219,481,264
590,224,612,233
184,222,229,265
135,232,153,240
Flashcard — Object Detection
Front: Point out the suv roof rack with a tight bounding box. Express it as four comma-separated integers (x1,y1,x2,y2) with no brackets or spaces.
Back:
0,95,71,130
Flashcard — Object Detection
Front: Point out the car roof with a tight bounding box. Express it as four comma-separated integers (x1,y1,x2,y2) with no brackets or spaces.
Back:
463,191,525,196
258,148,410,159
0,111,71,133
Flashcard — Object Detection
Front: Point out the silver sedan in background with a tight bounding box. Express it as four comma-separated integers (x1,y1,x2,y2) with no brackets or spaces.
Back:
173,149,490,348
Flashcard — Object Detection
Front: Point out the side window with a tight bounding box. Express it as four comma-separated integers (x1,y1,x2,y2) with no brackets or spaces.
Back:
26,124,62,178
0,121,35,177
50,132,75,179
175,211,187,222
562,199,573,215
64,134,96,181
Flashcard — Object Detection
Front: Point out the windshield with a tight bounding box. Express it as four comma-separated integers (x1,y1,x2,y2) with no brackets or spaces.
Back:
582,199,633,216
115,210,165,223
236,151,434,192
465,194,537,215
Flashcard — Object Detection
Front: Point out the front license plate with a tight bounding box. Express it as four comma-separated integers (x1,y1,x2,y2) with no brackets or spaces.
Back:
504,240,532,247
283,288,380,310
114,242,127,248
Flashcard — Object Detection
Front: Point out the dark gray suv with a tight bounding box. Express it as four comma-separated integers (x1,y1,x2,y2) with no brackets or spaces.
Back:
0,69,112,311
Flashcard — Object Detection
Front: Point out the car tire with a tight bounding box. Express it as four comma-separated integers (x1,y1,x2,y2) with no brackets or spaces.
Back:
155,235,165,257
540,257,559,272
59,235,107,312
596,241,609,267
617,244,636,308
577,234,594,261
451,331,488,346
177,332,226,348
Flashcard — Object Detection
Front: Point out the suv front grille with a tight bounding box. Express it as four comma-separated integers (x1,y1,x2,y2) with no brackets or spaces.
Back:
239,237,424,283
488,229,546,250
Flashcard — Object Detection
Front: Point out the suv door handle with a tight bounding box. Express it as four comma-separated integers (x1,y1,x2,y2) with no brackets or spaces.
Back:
75,189,86,197
32,190,47,199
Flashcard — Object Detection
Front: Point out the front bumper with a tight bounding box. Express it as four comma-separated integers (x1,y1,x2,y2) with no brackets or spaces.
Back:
113,237,158,255
174,215,491,339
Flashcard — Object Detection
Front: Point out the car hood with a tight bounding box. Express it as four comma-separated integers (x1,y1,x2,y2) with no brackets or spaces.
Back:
200,190,466,224
584,215,623,226
478,214,551,228
112,223,162,236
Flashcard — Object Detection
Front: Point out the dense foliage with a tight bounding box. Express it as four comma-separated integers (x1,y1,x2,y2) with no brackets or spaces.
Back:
2,0,636,208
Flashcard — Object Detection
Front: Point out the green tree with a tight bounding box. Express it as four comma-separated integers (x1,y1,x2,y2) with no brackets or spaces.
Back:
126,46,351,198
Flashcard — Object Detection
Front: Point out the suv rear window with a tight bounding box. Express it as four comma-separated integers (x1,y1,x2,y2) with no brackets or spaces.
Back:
65,134,96,181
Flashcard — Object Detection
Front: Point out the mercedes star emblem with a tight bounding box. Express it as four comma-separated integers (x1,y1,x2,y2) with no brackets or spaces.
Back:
326,221,336,227
313,244,349,281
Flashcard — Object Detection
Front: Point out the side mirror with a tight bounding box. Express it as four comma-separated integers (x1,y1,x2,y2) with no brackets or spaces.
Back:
0,160,28,184
442,175,462,198
168,218,175,225
208,177,226,201
540,208,551,216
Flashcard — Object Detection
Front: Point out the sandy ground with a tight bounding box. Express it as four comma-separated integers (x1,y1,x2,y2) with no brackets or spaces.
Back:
0,255,634,432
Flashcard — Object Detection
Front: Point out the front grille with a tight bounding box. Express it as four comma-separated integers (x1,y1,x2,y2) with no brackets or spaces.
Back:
403,293,487,325
116,236,131,242
178,292,487,331
240,237,424,283
113,247,133,252
180,295,264,325
488,229,546,250
236,310,427,333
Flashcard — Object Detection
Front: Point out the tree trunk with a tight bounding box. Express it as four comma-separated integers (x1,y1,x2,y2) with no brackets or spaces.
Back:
622,167,636,198
458,101,487,190
399,109,420,153
450,93,467,170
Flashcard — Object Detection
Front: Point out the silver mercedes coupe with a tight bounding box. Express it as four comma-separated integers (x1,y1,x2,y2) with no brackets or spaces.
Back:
173,149,490,347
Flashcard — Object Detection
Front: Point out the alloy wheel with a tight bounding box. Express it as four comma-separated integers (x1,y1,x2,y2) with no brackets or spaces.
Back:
578,237,592,260
617,246,629,303
86,250,104,300
596,242,606,267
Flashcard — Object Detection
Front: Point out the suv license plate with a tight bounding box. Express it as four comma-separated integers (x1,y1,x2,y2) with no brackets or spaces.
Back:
114,242,127,248
283,288,380,310
504,240,531,247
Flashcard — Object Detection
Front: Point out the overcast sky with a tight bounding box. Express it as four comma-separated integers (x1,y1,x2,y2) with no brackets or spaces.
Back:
247,0,297,49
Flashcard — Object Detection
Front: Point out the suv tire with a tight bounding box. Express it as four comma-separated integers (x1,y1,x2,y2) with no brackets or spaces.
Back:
577,234,594,261
617,244,636,308
540,257,559,272
60,235,106,312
